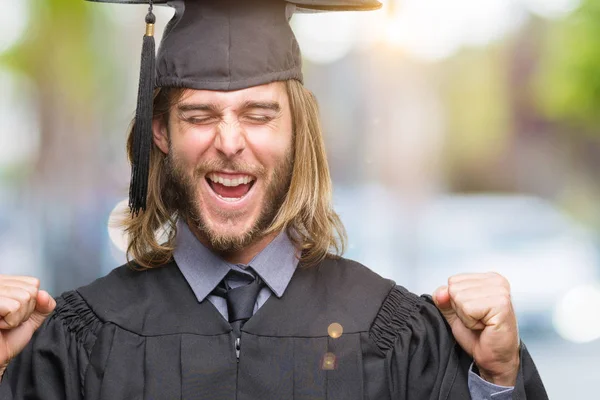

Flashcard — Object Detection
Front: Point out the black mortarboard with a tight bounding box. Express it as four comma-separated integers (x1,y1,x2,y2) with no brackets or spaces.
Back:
86,0,382,215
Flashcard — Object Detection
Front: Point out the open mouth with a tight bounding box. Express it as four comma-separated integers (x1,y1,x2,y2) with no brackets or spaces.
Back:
206,172,256,202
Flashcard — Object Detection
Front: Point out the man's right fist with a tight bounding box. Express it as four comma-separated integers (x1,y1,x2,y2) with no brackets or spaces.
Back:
0,276,56,377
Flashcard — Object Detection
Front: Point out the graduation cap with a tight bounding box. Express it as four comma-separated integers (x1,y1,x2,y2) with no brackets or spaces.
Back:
86,0,382,215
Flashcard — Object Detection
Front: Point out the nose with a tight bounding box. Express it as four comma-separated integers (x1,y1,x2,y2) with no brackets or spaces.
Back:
214,121,246,159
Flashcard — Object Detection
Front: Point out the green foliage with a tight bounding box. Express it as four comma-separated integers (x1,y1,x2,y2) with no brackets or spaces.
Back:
535,0,600,128
439,45,512,164
0,0,113,108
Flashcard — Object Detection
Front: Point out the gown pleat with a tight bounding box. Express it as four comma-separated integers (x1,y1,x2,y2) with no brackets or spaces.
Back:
181,333,237,400
144,334,182,400
238,334,295,399
292,336,328,400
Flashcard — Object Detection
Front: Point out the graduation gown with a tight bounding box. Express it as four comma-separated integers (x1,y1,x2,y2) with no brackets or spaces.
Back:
0,257,548,399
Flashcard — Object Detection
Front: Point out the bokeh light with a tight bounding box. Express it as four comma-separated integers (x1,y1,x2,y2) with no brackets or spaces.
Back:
553,284,600,343
523,0,580,19
292,11,360,64
328,322,344,339
107,199,129,254
0,68,40,168
0,0,29,54
321,352,337,370
383,0,525,61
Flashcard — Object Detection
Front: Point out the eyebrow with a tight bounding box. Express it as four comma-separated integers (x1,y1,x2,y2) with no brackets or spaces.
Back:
240,101,281,113
176,100,282,115
177,103,219,113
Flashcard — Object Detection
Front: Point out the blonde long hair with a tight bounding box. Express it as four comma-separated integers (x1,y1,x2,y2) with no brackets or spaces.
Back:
122,80,346,268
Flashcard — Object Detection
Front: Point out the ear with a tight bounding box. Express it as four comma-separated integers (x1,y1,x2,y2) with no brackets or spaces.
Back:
153,117,169,155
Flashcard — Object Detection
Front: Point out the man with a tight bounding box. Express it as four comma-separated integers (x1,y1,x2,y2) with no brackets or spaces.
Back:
0,0,548,398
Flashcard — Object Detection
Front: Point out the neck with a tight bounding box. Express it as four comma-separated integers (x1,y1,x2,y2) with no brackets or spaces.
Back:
186,221,279,264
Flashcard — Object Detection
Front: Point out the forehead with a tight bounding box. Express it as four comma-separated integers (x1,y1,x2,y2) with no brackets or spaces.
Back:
178,81,289,108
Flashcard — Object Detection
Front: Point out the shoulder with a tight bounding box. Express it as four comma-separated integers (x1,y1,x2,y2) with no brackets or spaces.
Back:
46,290,104,352
304,256,398,307
314,255,395,292
72,262,199,335
47,264,154,340
302,256,396,326
369,284,451,353
76,262,180,313
291,257,446,338
77,261,178,296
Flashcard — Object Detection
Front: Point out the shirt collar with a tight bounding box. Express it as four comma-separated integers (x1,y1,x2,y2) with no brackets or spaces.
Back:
248,228,299,298
173,220,299,303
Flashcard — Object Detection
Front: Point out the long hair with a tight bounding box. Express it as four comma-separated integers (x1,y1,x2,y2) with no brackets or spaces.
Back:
121,80,346,269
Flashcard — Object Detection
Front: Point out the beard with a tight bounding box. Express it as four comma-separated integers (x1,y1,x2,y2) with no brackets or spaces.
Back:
164,150,293,254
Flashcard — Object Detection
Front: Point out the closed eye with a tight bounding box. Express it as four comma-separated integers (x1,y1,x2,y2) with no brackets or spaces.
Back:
187,117,218,125
243,115,275,124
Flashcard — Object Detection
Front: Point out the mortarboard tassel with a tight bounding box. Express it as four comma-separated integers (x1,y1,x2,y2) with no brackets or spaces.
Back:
129,2,156,216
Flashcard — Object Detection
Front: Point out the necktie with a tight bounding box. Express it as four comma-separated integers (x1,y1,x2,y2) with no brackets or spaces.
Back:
218,270,264,338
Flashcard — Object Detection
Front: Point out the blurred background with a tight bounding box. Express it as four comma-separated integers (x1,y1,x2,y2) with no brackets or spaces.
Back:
1,0,599,396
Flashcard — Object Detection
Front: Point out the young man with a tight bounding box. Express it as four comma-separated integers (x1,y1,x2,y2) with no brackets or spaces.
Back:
0,0,548,398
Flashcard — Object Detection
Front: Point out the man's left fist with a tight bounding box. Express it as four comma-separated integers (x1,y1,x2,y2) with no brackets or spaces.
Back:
433,272,520,386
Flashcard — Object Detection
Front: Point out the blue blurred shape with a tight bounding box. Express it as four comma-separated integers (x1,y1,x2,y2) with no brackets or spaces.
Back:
336,187,600,335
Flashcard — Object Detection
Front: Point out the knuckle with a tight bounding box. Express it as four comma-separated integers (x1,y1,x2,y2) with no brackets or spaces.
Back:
452,291,464,306
447,284,459,299
461,302,476,316
489,271,508,284
448,275,459,285
29,277,41,289
15,289,31,305
497,294,512,308
487,271,502,280
6,303,20,315
25,285,40,300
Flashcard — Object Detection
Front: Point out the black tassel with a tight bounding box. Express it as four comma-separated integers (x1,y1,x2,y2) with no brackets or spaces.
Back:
129,5,156,216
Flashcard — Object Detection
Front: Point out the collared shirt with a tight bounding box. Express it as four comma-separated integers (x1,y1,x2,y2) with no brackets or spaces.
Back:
173,220,299,321
173,220,513,398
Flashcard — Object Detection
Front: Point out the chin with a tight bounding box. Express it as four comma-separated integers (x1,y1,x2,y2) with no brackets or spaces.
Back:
196,210,263,252
204,226,259,253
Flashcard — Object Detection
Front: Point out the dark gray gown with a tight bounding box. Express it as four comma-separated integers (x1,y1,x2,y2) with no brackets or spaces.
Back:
0,258,548,399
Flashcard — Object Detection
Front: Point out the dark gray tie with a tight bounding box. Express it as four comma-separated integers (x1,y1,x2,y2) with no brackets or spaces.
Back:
218,270,264,338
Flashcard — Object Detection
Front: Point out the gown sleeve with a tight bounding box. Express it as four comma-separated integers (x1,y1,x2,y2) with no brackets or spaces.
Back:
0,291,102,400
370,285,549,400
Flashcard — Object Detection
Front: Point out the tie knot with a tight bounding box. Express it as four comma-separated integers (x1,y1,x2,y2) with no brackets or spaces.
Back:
226,274,263,324
224,269,257,290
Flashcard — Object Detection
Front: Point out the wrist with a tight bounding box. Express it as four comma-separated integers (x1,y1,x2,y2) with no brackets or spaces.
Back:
478,358,520,387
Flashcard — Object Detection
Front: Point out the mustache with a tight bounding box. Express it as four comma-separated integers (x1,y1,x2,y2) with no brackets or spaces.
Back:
192,158,266,178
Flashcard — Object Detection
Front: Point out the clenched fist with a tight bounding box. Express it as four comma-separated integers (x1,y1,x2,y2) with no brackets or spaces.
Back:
433,272,520,386
0,276,56,378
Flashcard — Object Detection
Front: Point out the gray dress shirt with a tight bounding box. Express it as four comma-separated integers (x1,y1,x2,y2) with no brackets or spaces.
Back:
173,220,513,399
174,221,299,320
